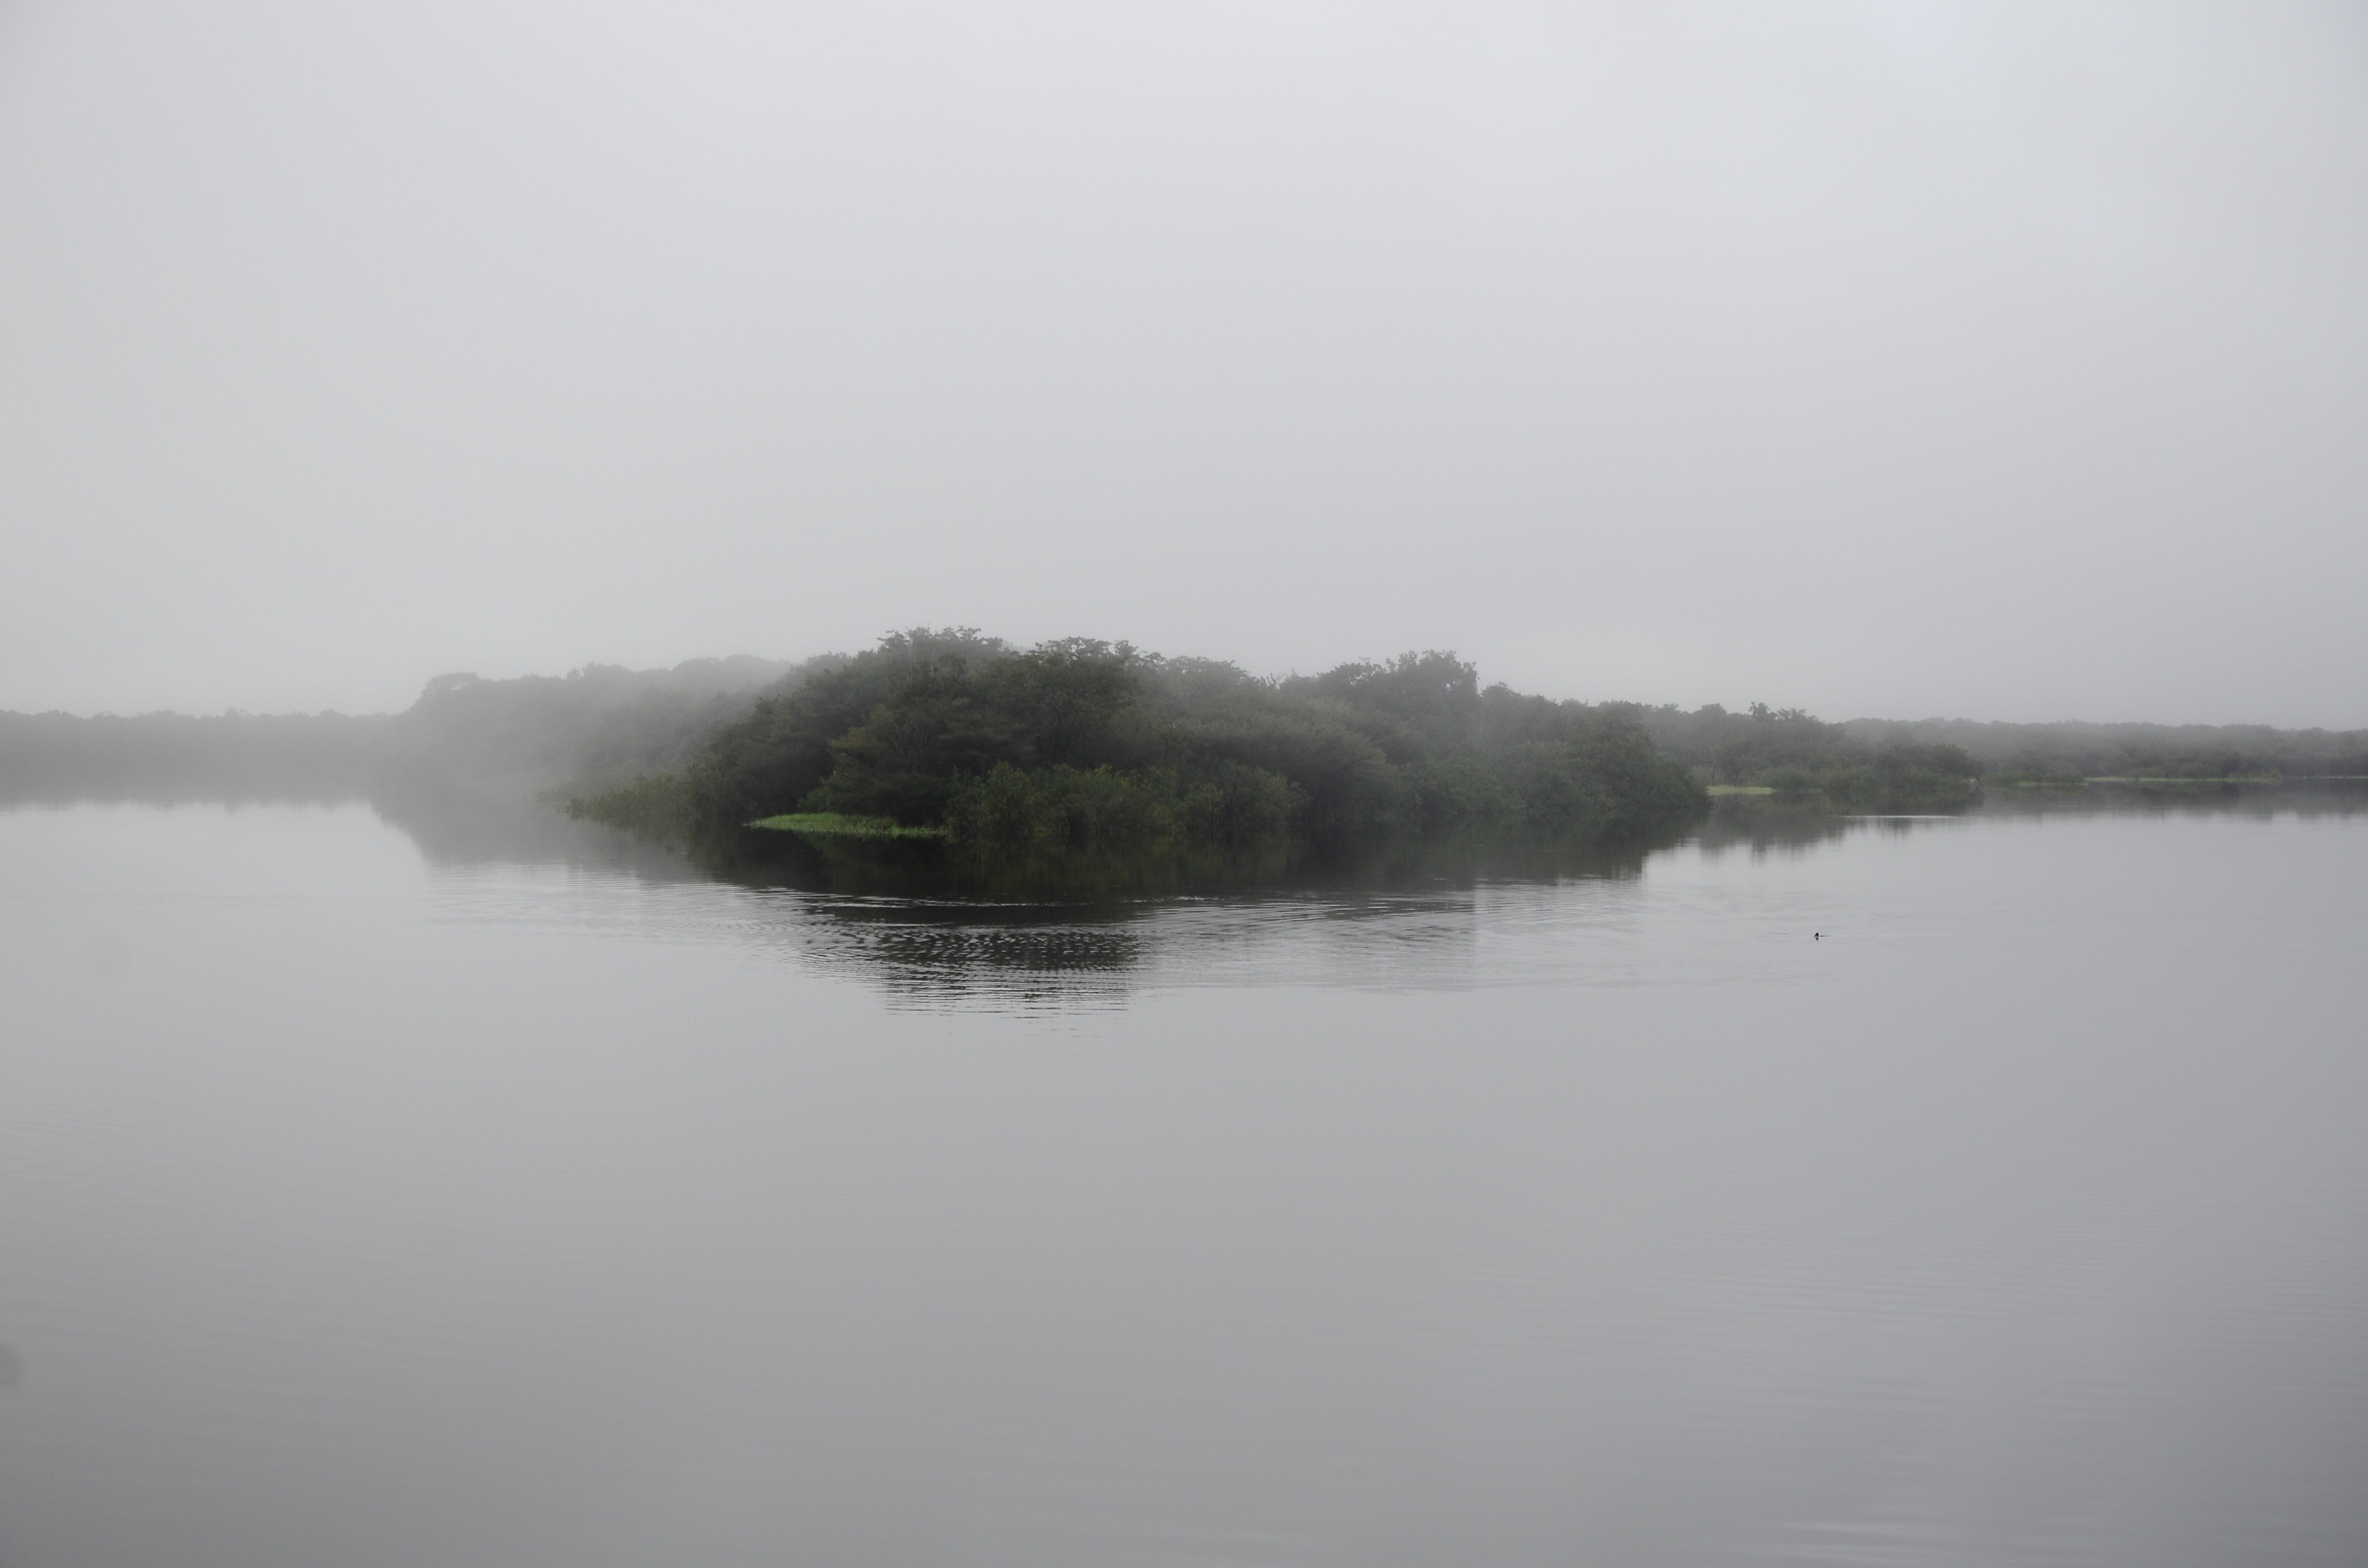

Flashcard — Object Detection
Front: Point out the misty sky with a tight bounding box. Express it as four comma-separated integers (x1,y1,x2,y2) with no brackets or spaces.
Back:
2,2,2361,726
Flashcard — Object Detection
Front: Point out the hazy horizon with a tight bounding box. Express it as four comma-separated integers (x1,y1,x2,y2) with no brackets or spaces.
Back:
10,639,2367,735
4,2,2362,728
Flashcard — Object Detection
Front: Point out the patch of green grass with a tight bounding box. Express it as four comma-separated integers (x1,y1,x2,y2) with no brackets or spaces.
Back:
1705,784,1776,796
747,812,948,841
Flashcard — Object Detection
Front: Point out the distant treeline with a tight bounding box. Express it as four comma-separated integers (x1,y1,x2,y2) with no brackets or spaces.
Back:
8,644,2361,834
1637,705,1984,806
1837,715,2368,783
575,631,1705,854
1635,704,2368,796
0,708,384,799
0,656,805,803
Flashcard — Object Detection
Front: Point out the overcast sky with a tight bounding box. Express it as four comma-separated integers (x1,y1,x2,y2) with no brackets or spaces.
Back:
1,1,2361,725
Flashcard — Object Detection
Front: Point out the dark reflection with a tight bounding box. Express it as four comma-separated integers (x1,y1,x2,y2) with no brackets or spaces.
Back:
368,787,709,882
1975,778,2368,822
1693,780,2368,859
27,782,2362,1008
1693,798,1868,857
670,824,1685,1005
752,896,1154,1007
696,821,1668,900
1690,794,1989,859
180,784,1688,1005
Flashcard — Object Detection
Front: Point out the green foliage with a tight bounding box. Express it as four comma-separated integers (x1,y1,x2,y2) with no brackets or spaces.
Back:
940,760,1309,853
1568,716,1729,831
945,765,1181,851
1819,745,1984,808
1284,649,1482,751
1177,760,1307,846
1133,665,1391,834
1638,705,1984,808
748,812,947,841
674,630,1708,854
1644,704,2367,788
683,628,1020,829
1755,744,1983,809
16,646,2362,839
799,638,1147,823
564,771,696,838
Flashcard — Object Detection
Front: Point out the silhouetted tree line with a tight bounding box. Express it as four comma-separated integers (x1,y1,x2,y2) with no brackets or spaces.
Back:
378,656,813,799
580,633,1707,852
1635,702,2368,803
1836,716,2368,783
1636,703,1984,806
11,642,2359,832
0,656,804,803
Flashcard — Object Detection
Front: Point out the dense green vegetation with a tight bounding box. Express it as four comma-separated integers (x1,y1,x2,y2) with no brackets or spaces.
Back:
1637,703,1986,808
8,640,2362,850
1837,715,2368,783
1639,703,2368,798
748,812,948,841
570,631,1707,855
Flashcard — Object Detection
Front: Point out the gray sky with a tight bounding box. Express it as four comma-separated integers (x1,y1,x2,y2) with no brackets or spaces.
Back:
2,1,2362,726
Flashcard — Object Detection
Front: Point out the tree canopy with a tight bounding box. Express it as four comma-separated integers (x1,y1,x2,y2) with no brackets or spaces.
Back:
579,631,1709,855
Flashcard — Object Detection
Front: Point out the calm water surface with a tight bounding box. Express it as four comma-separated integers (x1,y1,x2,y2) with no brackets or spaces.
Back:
1,795,2364,1566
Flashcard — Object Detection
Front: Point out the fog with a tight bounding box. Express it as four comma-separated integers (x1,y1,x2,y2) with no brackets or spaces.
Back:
2,2,2362,726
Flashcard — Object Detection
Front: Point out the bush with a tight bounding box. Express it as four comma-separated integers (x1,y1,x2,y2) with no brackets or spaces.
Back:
672,631,1709,852
1176,761,1307,847
566,771,696,837
945,765,1177,852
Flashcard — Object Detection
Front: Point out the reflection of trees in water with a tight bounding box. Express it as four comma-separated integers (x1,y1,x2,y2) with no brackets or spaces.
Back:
1689,782,2368,866
696,824,1662,899
370,786,707,881
752,879,1617,1011
1690,800,1865,858
756,898,1152,1009
35,782,2366,1007
544,822,1643,1002
1974,780,2368,823
365,784,2368,1007
324,793,1692,1007
678,824,1677,1007
378,780,2366,888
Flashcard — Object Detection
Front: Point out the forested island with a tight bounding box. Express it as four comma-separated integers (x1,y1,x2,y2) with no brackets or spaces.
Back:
568,631,1704,855
5,628,2365,864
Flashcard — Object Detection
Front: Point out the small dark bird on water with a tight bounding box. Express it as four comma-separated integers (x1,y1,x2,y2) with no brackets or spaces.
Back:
1814,932,1822,940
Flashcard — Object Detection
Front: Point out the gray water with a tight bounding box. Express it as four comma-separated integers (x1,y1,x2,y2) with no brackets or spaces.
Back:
2,794,2364,1566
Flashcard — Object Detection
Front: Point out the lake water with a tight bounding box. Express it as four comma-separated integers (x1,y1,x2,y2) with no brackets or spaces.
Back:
2,792,2364,1566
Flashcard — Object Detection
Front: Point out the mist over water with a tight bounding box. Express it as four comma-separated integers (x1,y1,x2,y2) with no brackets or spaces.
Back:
3,2,2365,725
4,792,2363,1565
4,1,2365,1558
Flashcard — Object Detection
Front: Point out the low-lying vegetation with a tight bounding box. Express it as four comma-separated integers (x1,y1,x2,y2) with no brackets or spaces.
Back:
1639,704,1984,808
1639,703,2366,792
568,630,1708,855
749,812,949,841
14,637,2359,845
0,656,805,804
